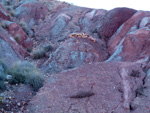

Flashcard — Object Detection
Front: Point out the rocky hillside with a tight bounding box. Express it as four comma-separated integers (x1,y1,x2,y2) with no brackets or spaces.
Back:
0,0,150,112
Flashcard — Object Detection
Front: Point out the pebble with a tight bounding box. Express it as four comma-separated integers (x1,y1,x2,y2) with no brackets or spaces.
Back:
6,75,12,80
17,102,21,106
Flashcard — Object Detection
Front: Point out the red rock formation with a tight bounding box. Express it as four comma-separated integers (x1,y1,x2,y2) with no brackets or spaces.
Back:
8,23,33,49
107,11,150,62
26,62,145,113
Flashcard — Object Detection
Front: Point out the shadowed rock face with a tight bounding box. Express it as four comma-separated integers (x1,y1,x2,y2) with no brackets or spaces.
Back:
96,7,137,41
26,62,145,113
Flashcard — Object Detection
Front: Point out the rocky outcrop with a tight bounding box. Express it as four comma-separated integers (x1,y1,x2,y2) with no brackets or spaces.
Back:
33,5,107,47
96,7,137,41
0,26,29,61
26,62,145,113
42,33,108,73
107,11,150,62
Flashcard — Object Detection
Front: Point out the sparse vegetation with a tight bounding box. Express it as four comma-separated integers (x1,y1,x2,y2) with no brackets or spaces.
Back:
19,21,34,37
31,45,53,59
8,61,44,91
5,6,13,11
4,6,16,17
0,72,6,91
26,48,32,53
0,20,11,29
9,10,16,17
130,70,140,77
0,59,7,72
5,1,11,6
31,48,46,59
14,34,21,43
0,59,44,91
43,44,53,52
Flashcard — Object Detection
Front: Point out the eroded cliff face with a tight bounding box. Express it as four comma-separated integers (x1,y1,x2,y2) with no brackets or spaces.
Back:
1,0,150,112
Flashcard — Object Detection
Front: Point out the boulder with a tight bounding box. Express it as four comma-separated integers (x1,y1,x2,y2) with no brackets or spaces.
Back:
96,7,137,41
26,62,145,113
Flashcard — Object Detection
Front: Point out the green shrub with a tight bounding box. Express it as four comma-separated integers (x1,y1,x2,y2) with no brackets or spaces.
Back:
25,71,44,91
19,21,33,37
5,1,11,5
0,59,7,72
31,45,53,60
0,20,10,29
0,72,6,91
8,61,44,91
0,59,7,91
14,34,21,43
31,49,46,60
43,45,53,52
5,6,13,11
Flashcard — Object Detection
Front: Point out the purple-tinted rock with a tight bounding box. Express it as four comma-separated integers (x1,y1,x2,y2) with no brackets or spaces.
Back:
15,1,48,26
33,5,107,47
50,13,71,38
129,61,150,113
96,7,137,41
26,62,145,113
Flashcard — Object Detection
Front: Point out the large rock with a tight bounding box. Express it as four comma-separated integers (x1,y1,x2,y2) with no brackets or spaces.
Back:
26,62,145,113
107,11,150,62
42,33,108,73
96,7,137,41
49,13,71,38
